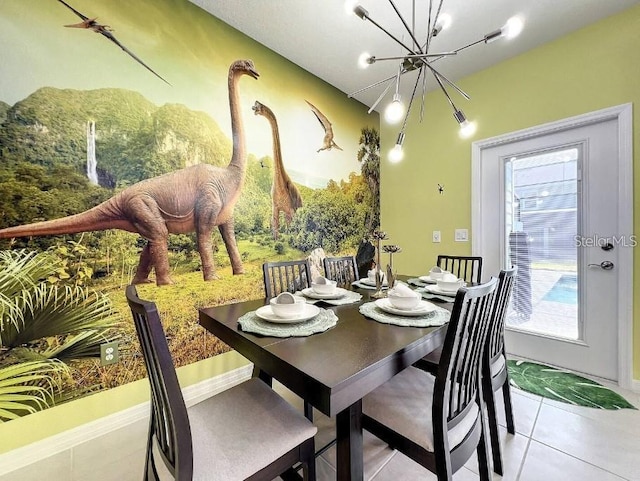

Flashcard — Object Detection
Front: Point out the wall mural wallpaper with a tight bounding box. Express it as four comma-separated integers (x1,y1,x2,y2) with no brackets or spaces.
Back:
0,0,379,421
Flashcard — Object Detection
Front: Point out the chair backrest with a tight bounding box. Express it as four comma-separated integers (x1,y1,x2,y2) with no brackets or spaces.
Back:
432,278,498,461
126,285,193,480
263,259,312,299
486,267,517,367
437,255,483,284
323,255,359,287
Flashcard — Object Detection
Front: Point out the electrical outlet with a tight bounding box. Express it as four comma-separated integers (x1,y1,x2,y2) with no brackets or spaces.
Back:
100,341,119,366
432,230,441,243
454,229,469,242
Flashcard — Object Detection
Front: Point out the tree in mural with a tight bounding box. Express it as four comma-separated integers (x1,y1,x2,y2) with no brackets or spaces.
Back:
357,127,380,231
0,250,120,421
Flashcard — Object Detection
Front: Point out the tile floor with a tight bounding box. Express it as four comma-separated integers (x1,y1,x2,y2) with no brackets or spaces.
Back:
2,378,639,481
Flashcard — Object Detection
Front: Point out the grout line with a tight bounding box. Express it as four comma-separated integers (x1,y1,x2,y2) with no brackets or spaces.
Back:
514,397,543,480
368,449,397,480
529,439,631,481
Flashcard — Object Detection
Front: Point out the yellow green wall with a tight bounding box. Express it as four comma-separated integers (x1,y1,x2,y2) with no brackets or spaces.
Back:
380,5,639,376
0,351,250,453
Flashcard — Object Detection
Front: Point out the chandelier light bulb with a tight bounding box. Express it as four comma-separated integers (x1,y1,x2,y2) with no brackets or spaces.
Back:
344,0,358,15
358,52,373,69
459,119,477,138
502,16,524,39
388,132,405,163
388,144,404,163
435,13,452,33
384,94,404,124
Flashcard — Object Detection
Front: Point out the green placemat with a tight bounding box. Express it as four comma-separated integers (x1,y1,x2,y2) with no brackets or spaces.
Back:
507,360,636,410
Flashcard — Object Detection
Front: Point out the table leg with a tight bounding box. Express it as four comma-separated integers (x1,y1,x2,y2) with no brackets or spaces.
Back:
253,365,273,387
336,399,363,481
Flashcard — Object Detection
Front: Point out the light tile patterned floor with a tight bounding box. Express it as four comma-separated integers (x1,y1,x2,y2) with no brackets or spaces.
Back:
2,377,639,481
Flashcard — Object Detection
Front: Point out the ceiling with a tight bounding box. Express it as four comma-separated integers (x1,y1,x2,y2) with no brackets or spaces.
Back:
189,0,638,112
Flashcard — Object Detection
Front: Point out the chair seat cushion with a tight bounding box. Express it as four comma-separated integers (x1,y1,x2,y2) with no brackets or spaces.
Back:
363,366,479,452
189,378,317,481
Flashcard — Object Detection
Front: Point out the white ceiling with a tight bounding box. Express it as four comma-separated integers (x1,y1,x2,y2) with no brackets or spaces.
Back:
189,0,638,111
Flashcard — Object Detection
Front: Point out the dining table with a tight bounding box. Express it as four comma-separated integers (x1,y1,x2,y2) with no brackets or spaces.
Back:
198,278,454,481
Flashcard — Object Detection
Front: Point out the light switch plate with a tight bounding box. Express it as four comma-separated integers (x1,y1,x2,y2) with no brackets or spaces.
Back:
454,229,469,242
432,230,441,243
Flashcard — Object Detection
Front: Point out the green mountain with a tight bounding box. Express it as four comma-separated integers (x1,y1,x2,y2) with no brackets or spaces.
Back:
0,87,232,186
0,101,9,124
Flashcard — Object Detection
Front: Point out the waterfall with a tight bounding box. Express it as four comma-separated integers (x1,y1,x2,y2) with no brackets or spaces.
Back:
87,120,99,185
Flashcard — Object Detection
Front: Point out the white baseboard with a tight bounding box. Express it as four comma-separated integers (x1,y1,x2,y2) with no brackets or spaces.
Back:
0,364,252,475
631,379,640,394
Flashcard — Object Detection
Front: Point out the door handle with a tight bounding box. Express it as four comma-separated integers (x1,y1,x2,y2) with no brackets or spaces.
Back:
588,261,614,270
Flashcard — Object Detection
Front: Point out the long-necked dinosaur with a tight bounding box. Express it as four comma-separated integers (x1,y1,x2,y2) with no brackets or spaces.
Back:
252,101,302,240
0,59,259,285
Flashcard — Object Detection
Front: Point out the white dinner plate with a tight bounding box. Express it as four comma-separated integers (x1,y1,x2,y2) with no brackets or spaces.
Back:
255,304,320,324
417,275,437,284
300,287,347,300
375,298,438,317
425,284,463,296
360,278,389,287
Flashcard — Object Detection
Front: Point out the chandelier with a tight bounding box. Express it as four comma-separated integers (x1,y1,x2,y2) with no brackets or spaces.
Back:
346,0,524,162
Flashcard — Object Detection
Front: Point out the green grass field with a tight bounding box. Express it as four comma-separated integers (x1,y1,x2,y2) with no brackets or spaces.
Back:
85,239,306,389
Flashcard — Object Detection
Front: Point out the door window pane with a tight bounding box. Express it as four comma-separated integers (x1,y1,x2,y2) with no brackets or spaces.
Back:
505,147,579,339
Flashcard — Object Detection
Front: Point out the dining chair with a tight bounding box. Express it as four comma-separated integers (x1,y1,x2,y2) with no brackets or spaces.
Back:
481,267,517,475
414,267,517,475
437,254,483,284
323,255,359,287
126,285,317,481
362,278,498,481
263,259,312,299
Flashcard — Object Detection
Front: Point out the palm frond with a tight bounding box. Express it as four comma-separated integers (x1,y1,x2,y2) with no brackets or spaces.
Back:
0,250,57,298
0,360,68,422
2,284,120,348
43,329,121,360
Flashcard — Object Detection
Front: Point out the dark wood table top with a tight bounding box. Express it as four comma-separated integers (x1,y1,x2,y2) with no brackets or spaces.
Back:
198,288,452,417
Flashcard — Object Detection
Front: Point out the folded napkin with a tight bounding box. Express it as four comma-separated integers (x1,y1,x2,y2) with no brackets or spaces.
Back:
274,292,296,304
388,282,419,298
313,276,335,285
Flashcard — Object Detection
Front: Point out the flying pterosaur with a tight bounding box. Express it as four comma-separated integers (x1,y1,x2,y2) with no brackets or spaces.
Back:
305,100,343,153
56,0,170,85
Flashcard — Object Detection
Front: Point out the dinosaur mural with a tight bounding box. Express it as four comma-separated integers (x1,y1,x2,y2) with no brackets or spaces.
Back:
305,99,343,152
0,59,259,285
252,101,303,240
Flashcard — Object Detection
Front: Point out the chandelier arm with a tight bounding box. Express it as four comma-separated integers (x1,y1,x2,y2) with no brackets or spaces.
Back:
400,67,424,132
368,81,395,114
419,66,428,122
424,0,445,52
364,13,418,55
369,52,456,63
348,73,397,98
425,37,484,65
425,64,471,100
432,69,458,113
425,0,433,53
388,0,423,54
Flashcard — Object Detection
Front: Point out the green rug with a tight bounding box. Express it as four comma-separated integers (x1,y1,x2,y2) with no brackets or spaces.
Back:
507,360,637,410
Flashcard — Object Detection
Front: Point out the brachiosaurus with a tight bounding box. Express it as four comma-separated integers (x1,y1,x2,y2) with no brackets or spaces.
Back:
0,59,259,286
252,101,302,240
